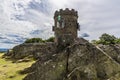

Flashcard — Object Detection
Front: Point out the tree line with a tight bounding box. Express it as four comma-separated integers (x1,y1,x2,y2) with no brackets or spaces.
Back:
24,37,55,43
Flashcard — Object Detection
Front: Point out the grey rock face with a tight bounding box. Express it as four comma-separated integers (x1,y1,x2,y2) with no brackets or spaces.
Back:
5,43,57,59
23,39,120,80
98,44,120,63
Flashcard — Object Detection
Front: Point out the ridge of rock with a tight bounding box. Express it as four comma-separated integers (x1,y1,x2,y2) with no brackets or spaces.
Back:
22,38,120,80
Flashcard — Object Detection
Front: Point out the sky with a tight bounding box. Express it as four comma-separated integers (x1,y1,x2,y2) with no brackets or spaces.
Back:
0,0,120,48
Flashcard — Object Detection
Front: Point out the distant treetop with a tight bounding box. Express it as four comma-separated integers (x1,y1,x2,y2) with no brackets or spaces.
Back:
24,37,55,43
91,33,120,45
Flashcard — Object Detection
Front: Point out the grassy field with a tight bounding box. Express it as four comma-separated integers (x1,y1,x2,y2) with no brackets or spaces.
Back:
0,53,35,80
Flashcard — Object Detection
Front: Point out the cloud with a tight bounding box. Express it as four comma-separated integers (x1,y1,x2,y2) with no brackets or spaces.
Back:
0,33,27,45
0,0,120,48
81,33,90,37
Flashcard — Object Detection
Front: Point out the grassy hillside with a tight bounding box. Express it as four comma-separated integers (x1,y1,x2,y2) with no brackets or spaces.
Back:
0,53,35,80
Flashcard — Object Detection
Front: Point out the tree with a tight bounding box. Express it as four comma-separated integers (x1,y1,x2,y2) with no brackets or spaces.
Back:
99,33,116,45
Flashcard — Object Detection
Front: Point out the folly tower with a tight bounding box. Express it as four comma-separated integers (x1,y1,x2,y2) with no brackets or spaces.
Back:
53,8,80,46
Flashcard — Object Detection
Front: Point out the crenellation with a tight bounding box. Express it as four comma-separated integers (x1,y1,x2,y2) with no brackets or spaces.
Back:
54,8,78,18
71,9,75,12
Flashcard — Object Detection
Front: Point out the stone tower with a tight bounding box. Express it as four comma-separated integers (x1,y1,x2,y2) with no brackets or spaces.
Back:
53,8,80,46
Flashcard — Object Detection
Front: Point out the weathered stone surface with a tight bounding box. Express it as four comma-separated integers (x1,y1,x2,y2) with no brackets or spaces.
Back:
5,42,57,59
67,43,120,80
98,44,120,63
23,38,120,80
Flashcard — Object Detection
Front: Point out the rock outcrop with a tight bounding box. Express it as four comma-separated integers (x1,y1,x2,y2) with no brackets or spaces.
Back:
21,38,120,80
4,43,56,59
98,44,120,63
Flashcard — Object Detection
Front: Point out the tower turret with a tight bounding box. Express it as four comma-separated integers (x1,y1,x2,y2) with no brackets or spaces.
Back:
53,8,80,46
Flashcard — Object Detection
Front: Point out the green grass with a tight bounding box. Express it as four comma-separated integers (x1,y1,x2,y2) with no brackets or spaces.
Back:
0,53,35,80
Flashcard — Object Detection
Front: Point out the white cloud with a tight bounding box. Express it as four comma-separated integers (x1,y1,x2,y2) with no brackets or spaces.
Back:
49,0,68,8
0,0,38,48
0,0,120,48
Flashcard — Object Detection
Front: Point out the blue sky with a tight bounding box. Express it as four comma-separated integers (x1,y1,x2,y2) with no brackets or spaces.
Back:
0,0,120,48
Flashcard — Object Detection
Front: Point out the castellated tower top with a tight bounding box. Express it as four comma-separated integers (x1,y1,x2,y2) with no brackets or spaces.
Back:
54,8,78,18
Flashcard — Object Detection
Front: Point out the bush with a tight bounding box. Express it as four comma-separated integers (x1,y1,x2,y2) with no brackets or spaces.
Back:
115,38,120,44
24,37,55,43
46,37,55,42
99,33,116,45
91,33,120,45
24,38,45,43
91,40,101,44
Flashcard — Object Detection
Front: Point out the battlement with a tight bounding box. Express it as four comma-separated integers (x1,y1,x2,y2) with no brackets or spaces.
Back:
54,8,78,18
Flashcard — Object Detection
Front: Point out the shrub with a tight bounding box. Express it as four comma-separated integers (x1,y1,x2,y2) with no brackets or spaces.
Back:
99,33,116,45
91,33,120,45
115,38,120,44
24,37,55,43
24,38,45,43
46,37,55,42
